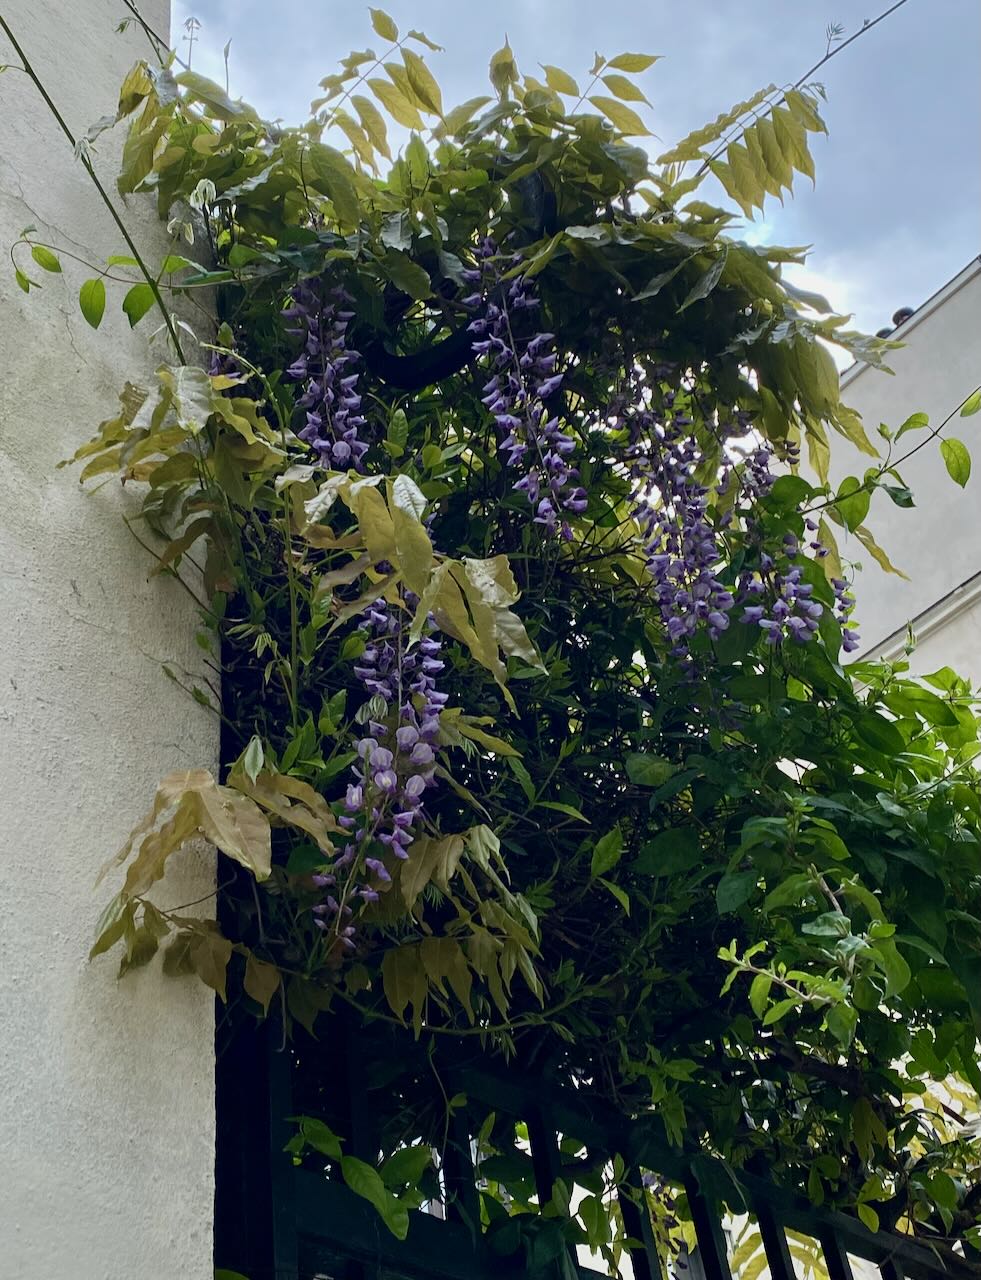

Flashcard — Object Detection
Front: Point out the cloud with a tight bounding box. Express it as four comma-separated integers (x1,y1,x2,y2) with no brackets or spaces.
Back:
171,0,979,333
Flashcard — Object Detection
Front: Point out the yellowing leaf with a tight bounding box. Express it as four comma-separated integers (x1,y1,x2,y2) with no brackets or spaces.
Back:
391,504,433,595
390,473,427,520
368,77,424,129
817,517,843,582
368,7,399,41
105,769,272,899
438,95,492,136
855,524,909,580
601,73,650,105
244,951,281,1014
157,364,214,433
420,936,474,1021
189,926,234,1000
461,554,519,606
402,49,443,117
606,52,660,72
542,64,579,96
489,41,518,95
351,94,391,159
346,480,398,563
117,60,155,116
588,95,650,136
382,944,428,1032
455,720,522,758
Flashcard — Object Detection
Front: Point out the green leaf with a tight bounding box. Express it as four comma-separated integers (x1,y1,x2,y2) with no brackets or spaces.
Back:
341,1155,410,1240
716,870,757,914
940,437,971,487
634,828,701,876
242,735,264,785
826,1003,858,1048
122,282,155,327
894,411,929,439
625,753,676,786
537,800,588,821
79,277,107,329
381,1144,432,1190
31,244,62,273
295,1115,343,1159
857,1203,879,1233
588,96,650,137
384,249,432,299
590,826,623,878
749,972,772,1018
678,246,728,311
306,144,361,229
14,268,31,293
960,388,981,417
606,53,660,72
633,258,689,302
369,7,399,40
835,476,871,532
176,70,258,122
762,996,799,1026
873,939,912,997
90,893,135,959
598,877,630,914
542,64,578,96
385,409,409,458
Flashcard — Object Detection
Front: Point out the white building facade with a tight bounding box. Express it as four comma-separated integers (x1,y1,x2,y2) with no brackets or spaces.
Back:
0,3,216,1278
836,257,981,680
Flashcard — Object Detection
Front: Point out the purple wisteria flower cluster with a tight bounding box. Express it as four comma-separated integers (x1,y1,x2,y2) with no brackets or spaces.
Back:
466,239,586,537
737,549,824,647
283,280,370,470
621,385,858,657
831,577,860,653
626,402,737,655
312,597,446,943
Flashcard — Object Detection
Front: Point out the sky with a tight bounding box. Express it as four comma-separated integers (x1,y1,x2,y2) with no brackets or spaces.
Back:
169,0,980,340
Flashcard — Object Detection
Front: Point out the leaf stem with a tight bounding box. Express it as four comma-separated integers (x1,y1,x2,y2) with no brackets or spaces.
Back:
0,12,185,361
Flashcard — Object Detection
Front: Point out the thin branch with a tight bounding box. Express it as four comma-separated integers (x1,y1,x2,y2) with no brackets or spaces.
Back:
0,12,185,361
697,0,912,177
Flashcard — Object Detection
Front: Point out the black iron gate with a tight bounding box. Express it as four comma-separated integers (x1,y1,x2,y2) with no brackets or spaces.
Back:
215,1017,978,1280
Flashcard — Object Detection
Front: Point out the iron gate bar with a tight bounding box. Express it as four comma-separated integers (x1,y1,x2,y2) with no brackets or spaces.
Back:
617,1163,665,1280
820,1227,857,1280
684,1173,734,1280
754,1198,796,1280
217,1019,980,1280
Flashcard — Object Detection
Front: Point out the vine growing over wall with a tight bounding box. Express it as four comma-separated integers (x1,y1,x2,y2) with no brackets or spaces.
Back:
6,4,981,1269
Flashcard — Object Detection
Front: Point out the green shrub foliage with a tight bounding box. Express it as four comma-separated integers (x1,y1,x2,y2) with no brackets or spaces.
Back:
18,10,981,1263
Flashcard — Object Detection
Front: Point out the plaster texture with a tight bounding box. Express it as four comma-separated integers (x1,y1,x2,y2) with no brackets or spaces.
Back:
832,258,981,681
0,3,216,1277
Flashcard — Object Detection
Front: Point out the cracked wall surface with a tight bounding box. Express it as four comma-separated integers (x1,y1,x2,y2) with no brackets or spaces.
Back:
0,3,217,1277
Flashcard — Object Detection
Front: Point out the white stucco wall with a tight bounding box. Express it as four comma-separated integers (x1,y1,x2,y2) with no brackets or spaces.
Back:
831,258,981,681
0,3,216,1278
